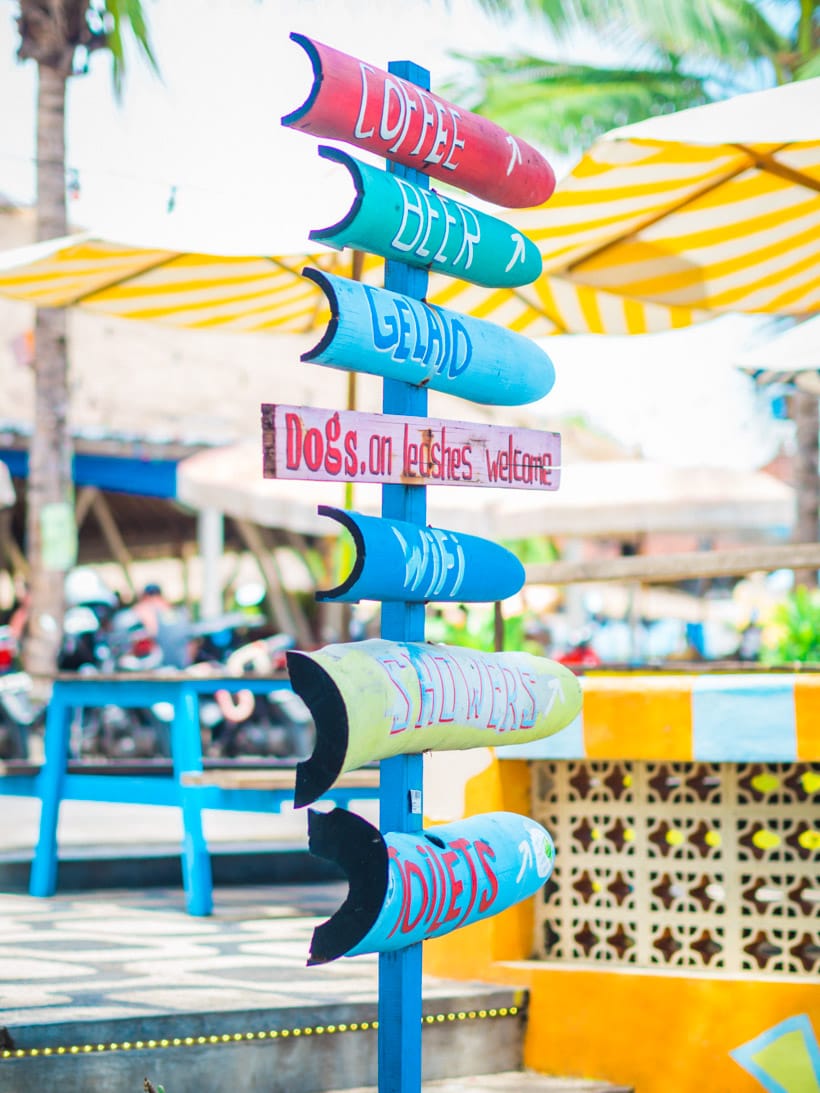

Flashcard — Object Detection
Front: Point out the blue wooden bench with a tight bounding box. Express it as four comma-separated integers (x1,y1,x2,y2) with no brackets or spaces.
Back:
0,672,379,915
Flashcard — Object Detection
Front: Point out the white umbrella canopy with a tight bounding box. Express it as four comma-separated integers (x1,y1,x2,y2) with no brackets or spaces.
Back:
735,316,820,394
177,443,794,540
513,79,820,320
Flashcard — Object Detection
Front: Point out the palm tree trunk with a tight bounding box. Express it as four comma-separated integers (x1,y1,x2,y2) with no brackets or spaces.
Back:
25,64,74,682
792,390,819,589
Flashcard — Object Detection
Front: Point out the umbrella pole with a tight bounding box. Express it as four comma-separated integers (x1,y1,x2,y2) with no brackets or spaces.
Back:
793,390,819,588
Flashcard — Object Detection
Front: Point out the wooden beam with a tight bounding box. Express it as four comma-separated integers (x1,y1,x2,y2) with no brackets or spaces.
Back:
0,509,28,577
526,543,820,586
233,519,314,648
74,485,97,529
89,490,136,596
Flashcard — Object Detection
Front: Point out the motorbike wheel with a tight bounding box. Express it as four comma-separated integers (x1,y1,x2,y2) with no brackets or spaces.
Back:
0,719,26,760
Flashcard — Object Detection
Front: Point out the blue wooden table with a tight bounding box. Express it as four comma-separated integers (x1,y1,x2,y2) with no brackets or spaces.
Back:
0,672,377,916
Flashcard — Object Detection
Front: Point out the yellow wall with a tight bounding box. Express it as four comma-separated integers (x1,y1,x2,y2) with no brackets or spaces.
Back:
424,756,820,1093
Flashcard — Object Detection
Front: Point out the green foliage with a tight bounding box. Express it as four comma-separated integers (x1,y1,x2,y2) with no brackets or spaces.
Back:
501,535,559,566
760,587,820,665
452,0,820,154
99,0,160,97
427,606,543,653
446,53,710,151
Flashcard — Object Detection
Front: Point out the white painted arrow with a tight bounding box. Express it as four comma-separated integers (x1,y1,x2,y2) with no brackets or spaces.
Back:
543,675,566,716
505,232,527,272
505,135,523,176
516,838,534,883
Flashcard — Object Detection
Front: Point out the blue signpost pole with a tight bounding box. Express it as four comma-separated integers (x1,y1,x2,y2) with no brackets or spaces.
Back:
378,58,430,1093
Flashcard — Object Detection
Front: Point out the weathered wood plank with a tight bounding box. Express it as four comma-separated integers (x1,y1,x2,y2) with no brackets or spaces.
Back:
302,268,554,406
311,147,542,287
261,403,561,490
316,506,525,603
282,33,555,208
525,542,820,585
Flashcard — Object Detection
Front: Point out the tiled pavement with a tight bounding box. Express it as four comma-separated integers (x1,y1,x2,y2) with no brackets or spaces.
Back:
0,800,631,1092
0,883,384,1030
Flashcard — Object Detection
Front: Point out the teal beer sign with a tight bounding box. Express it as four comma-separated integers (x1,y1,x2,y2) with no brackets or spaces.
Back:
311,147,542,288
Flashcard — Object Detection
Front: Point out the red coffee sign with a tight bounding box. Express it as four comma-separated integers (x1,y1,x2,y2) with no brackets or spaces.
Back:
282,33,556,208
262,404,561,490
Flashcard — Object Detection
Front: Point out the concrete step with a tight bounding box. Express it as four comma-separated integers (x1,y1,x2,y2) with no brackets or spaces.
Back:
0,838,344,893
2,986,525,1093
330,1075,633,1092
332,1078,633,1092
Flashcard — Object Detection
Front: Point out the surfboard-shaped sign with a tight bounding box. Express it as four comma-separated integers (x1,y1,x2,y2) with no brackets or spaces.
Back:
302,269,555,407
282,33,556,208
310,147,542,288
287,639,582,807
316,506,525,604
307,808,555,963
262,404,561,491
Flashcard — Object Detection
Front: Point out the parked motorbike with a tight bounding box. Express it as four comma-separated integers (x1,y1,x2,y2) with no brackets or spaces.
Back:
0,625,46,760
202,634,316,760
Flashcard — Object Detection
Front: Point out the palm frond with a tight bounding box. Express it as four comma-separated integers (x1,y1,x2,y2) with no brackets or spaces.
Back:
473,0,798,78
103,0,160,98
445,53,711,153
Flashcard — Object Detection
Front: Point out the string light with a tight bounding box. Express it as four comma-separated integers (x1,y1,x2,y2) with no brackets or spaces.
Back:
0,1007,519,1061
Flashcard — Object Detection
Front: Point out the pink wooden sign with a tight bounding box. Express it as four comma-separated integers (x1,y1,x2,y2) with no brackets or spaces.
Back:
262,404,561,490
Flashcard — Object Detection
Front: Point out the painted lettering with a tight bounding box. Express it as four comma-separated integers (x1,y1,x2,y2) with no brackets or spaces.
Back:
424,99,450,165
500,667,519,731
391,178,426,255
379,77,406,147
354,63,376,139
398,856,430,935
453,204,480,271
519,672,537,729
475,839,499,913
439,849,464,925
409,88,436,156
285,412,303,470
416,187,440,260
434,196,458,264
442,107,465,171
377,654,412,734
450,837,480,928
386,846,413,939
426,842,452,933
414,650,438,728
343,430,358,476
269,407,557,491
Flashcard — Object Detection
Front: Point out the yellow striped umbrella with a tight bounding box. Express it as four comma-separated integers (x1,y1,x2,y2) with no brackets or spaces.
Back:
0,229,701,338
514,79,820,319
1,81,814,334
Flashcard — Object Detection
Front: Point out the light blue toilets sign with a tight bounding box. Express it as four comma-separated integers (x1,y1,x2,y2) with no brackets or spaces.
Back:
316,506,525,604
307,808,556,963
310,147,542,288
302,268,555,407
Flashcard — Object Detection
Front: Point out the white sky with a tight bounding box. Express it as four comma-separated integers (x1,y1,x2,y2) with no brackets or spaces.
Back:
0,0,791,471
0,0,586,247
